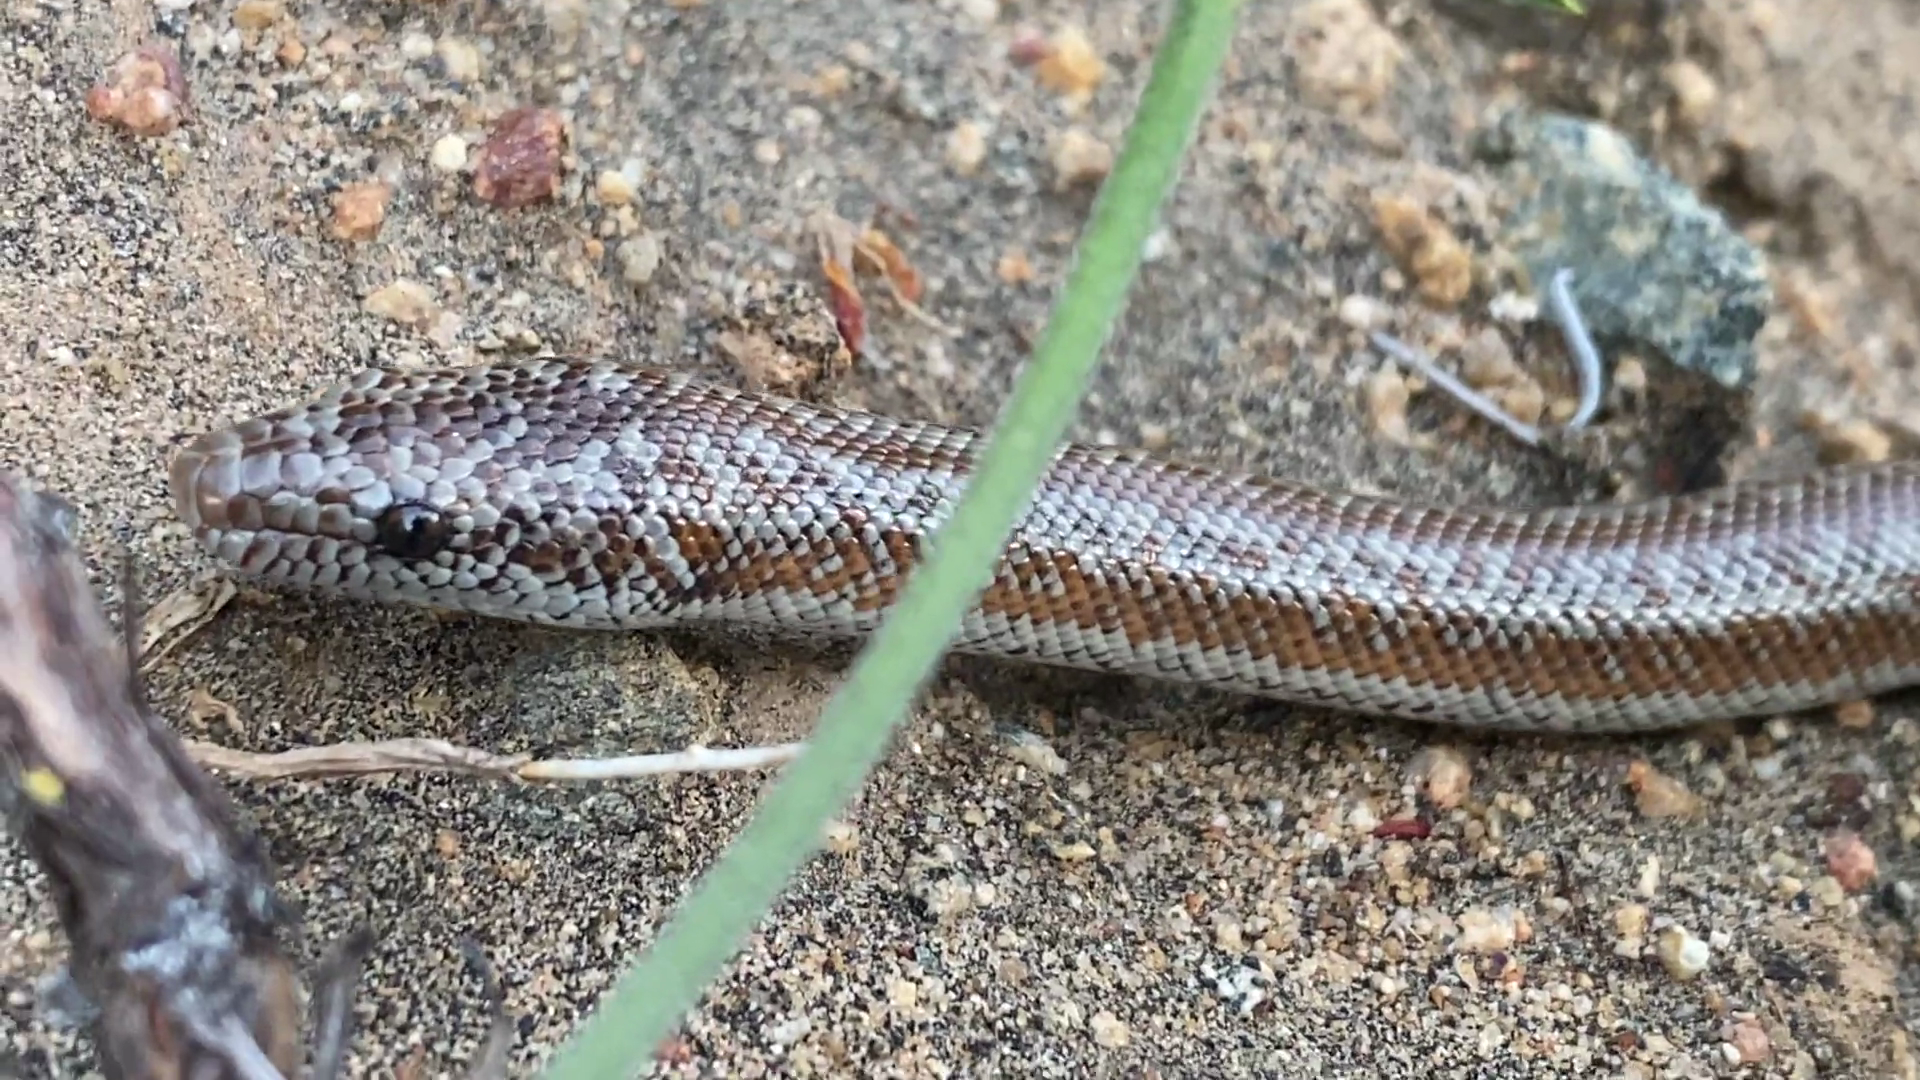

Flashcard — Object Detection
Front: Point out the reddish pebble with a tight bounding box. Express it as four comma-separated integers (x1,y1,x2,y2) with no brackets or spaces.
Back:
1822,829,1877,892
1007,29,1052,66
471,107,568,210
85,43,189,137
1724,1019,1772,1064
1372,818,1432,840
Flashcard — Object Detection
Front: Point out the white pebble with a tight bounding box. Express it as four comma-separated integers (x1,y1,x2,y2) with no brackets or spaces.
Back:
618,234,663,286
430,133,469,173
1337,293,1391,330
1657,926,1711,981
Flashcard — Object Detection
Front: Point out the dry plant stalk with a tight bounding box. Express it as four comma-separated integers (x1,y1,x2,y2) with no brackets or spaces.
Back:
184,735,806,784
0,473,328,1079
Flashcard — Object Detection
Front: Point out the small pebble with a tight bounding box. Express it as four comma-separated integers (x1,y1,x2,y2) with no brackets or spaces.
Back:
1656,925,1710,981
810,64,851,97
1050,841,1096,862
1336,293,1391,331
1346,801,1379,833
400,31,435,60
1363,367,1414,445
1834,699,1875,729
329,181,390,242
473,107,569,210
1812,416,1893,464
1457,328,1523,388
1487,291,1541,323
1453,907,1525,953
1006,731,1067,776
821,819,859,855
1498,379,1547,429
430,133,469,173
1626,760,1700,818
1408,746,1472,810
1808,875,1846,909
85,43,188,137
1032,25,1106,101
888,978,918,1008
1635,856,1661,898
616,233,663,286
438,37,483,82
1665,59,1719,129
1823,829,1878,892
1050,128,1112,190
1089,1010,1130,1048
1614,903,1649,941
946,121,988,175
1722,1019,1771,1064
595,169,636,206
1371,193,1472,308
1613,355,1649,394
232,0,282,30
1288,0,1404,110
996,250,1036,285
1889,880,1919,918
363,279,440,328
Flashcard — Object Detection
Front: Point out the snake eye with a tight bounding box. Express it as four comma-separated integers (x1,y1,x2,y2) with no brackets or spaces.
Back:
373,501,451,560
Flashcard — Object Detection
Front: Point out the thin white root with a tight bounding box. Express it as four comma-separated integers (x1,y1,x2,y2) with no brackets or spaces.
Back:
183,737,805,783
1371,266,1608,448
1370,331,1546,446
518,742,806,781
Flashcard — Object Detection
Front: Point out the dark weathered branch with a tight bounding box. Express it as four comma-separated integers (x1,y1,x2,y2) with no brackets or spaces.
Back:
0,472,305,1079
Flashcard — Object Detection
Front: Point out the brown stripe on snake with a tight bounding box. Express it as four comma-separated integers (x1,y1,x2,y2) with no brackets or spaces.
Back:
168,357,1920,734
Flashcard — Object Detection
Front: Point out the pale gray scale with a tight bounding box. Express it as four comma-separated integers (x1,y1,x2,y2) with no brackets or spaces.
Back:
232,450,288,498
274,450,325,491
402,435,444,468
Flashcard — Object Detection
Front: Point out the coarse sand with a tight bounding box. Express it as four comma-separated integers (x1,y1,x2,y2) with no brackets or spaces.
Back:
4,0,1919,1076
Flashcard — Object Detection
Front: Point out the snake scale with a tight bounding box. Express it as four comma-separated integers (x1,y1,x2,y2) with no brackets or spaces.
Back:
168,357,1920,734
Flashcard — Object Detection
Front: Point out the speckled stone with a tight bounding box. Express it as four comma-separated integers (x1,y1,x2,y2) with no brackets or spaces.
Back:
1478,109,1770,393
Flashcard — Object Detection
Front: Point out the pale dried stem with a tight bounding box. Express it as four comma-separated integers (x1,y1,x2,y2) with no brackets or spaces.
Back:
184,736,807,784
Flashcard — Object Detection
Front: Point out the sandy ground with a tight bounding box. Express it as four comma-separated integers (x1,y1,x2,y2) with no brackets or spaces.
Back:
4,0,1920,1076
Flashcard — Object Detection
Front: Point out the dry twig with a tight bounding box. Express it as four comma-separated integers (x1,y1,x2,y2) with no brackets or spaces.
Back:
0,473,302,1076
183,735,806,784
0,473,397,1079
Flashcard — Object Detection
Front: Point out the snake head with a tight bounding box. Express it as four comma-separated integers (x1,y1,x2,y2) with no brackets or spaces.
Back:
167,360,672,627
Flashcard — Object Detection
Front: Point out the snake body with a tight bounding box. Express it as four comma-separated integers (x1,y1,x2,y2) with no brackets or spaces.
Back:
168,358,1920,734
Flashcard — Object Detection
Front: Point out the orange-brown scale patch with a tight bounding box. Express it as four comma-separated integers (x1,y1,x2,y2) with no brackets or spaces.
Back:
961,553,1914,705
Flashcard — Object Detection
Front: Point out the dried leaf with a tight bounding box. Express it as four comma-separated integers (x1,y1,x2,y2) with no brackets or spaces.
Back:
188,686,241,733
138,573,237,671
856,228,923,303
811,211,869,354
821,254,866,355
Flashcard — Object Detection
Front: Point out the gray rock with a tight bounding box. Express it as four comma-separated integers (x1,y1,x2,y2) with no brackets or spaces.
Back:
1478,109,1771,392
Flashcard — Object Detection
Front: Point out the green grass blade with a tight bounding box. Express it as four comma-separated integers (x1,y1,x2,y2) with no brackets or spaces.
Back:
536,0,1245,1075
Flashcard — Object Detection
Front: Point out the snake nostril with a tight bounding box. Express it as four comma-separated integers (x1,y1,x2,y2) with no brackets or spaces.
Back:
374,500,452,560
